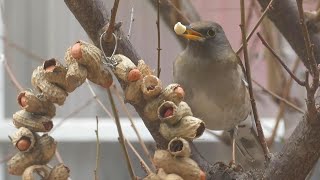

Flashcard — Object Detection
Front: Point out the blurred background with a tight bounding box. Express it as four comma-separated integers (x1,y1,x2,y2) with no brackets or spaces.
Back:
0,0,318,179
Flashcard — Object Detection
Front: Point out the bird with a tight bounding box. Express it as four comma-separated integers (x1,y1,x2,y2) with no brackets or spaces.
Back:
173,21,265,169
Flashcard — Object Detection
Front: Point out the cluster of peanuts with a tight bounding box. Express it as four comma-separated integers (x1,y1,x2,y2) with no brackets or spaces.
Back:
7,41,113,179
7,39,206,179
112,54,206,180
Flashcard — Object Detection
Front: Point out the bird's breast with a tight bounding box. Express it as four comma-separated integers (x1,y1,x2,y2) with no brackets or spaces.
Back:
174,55,251,130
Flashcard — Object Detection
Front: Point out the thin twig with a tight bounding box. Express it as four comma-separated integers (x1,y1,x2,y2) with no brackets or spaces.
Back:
253,79,304,114
94,116,101,180
3,58,23,91
111,85,155,170
125,138,152,175
296,0,319,123
166,0,191,23
86,81,137,179
240,0,270,161
55,148,64,164
257,32,306,86
105,0,120,42
55,147,73,180
0,152,14,164
85,80,114,118
156,0,161,78
244,0,255,32
267,58,301,146
1,36,43,62
106,88,136,179
127,3,134,39
49,98,94,134
236,0,275,54
297,0,318,78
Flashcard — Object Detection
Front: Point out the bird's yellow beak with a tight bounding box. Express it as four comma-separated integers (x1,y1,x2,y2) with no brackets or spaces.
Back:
181,27,204,41
174,22,204,41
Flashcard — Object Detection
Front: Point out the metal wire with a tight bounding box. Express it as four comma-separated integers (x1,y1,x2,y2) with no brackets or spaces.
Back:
99,31,118,68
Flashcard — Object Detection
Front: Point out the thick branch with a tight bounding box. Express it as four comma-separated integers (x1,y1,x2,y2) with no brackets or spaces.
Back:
264,116,320,179
256,0,320,178
256,0,320,66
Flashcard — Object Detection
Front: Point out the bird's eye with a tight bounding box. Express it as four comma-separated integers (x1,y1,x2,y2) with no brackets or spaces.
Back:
207,29,216,37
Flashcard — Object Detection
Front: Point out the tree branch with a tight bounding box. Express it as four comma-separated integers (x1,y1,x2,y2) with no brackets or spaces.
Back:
255,1,320,178
256,0,320,66
257,32,306,86
156,0,161,77
105,0,120,42
240,0,270,161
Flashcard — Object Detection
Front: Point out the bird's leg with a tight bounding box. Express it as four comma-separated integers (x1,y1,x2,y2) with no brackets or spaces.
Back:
229,127,238,168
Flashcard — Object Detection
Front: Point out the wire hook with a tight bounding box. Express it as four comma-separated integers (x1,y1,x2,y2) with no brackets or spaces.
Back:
99,31,118,68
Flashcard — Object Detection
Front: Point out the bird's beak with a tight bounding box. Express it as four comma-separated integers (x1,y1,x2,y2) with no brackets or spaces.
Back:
181,26,204,41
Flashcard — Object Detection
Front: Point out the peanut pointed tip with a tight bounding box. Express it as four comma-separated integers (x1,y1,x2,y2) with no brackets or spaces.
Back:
71,42,82,59
127,69,142,82
199,170,206,180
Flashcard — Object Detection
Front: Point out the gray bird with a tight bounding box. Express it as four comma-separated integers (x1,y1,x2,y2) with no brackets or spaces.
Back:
173,21,265,169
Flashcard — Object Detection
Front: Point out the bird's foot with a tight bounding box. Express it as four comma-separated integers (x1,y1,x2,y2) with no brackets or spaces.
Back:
228,160,243,172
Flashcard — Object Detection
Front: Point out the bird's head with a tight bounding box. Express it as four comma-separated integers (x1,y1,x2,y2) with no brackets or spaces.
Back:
174,21,233,60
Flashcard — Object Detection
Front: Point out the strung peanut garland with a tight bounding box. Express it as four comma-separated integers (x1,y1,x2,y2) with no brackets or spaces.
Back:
7,40,206,179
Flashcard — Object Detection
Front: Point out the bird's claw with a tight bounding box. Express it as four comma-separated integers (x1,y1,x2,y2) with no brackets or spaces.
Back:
228,160,243,172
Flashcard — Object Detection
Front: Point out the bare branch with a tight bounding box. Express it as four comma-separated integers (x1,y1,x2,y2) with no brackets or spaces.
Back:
3,59,23,91
253,79,304,114
237,0,275,54
94,116,101,180
156,0,161,78
125,138,152,175
106,88,136,179
49,98,94,133
105,0,120,42
256,0,320,66
149,0,201,47
111,85,156,170
267,57,301,146
257,32,306,86
127,4,134,38
240,0,270,161
296,0,319,123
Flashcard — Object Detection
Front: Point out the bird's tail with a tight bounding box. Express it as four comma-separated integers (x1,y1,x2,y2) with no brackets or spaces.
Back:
235,113,266,169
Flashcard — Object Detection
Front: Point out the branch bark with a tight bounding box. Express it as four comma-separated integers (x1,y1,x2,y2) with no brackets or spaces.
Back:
256,0,320,178
65,0,140,64
264,116,320,179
